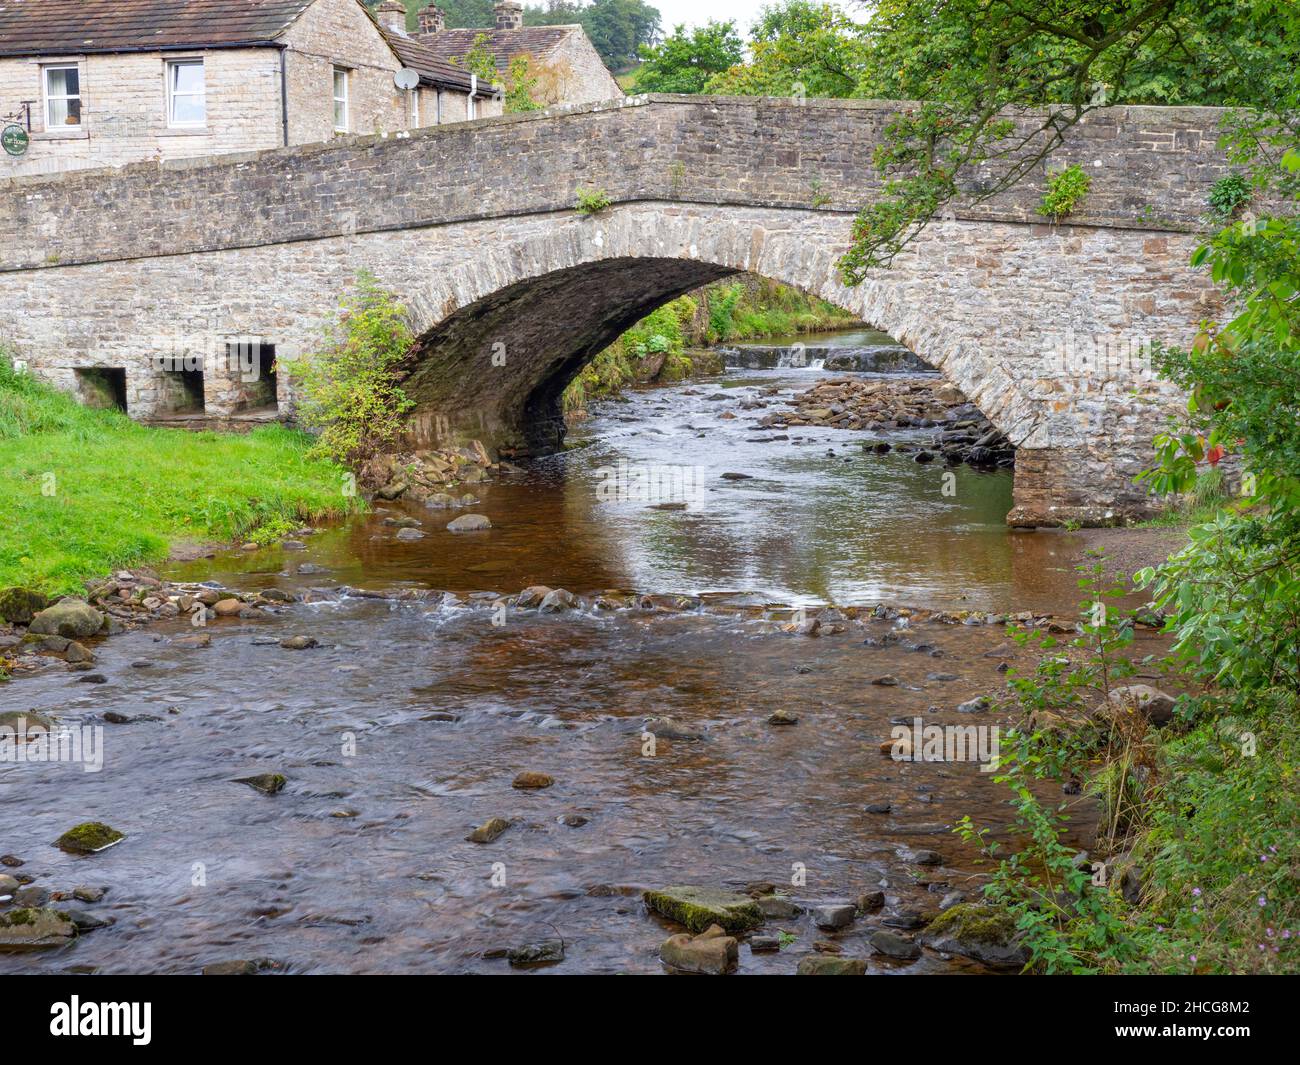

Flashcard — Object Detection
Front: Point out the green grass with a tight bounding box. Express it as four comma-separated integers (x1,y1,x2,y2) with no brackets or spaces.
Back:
0,356,359,596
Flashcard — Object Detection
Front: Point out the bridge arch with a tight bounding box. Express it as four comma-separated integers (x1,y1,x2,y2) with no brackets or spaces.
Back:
396,205,1030,458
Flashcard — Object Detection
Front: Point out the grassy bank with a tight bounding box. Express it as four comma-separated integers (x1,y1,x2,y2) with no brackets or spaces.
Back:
0,356,358,597
564,276,857,412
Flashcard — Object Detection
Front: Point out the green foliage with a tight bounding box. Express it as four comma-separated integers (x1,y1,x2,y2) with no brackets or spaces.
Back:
634,20,745,94
1206,173,1252,221
957,560,1156,973
706,2,866,98
574,186,613,214
0,351,356,595
455,32,499,81
504,55,541,112
833,0,1300,276
1038,164,1091,222
282,272,415,469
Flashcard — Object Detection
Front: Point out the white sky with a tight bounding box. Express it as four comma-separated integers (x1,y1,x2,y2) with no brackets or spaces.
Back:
651,0,853,34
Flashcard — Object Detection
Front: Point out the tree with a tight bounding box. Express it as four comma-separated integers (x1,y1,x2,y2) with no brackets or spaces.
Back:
706,1,868,99
837,0,1300,278
634,20,745,94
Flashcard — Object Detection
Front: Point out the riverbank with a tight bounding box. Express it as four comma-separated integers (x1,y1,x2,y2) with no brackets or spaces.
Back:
0,357,357,599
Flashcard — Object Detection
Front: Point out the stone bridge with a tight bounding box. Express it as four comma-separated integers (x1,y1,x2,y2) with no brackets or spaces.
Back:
0,95,1230,525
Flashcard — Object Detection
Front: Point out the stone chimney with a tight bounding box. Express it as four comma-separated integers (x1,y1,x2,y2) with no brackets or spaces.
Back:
416,3,446,36
495,1,524,31
376,0,408,36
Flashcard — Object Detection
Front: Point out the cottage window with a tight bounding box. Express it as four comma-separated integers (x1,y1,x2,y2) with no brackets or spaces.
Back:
44,65,81,128
166,59,206,127
333,67,349,132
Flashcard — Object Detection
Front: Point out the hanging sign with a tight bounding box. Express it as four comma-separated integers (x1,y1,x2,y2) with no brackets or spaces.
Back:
1,124,29,156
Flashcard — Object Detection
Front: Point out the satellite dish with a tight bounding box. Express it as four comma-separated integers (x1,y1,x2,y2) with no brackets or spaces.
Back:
394,68,420,91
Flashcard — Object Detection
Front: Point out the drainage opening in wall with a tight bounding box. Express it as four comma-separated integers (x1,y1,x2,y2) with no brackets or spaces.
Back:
157,365,206,416
228,341,278,414
74,367,128,412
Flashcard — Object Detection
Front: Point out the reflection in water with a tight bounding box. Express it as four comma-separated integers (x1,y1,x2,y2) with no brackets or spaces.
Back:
1,363,1122,975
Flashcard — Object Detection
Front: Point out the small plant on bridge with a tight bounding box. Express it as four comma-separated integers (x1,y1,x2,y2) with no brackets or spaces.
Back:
282,271,414,471
1206,173,1251,221
575,187,613,215
1038,164,1091,223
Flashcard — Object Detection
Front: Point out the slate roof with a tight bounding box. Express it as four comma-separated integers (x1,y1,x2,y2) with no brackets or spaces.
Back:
0,0,314,57
0,0,487,93
415,24,579,75
381,28,487,94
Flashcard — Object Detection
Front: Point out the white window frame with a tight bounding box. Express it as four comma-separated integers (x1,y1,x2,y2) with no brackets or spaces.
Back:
43,63,82,130
332,67,350,133
165,58,206,128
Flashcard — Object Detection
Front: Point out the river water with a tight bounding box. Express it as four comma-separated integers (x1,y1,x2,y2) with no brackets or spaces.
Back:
1,353,1153,974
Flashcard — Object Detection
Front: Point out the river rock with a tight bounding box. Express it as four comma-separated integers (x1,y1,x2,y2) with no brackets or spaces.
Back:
812,904,856,930
27,599,103,638
516,586,552,608
0,874,18,898
767,709,799,726
919,903,1028,968
1103,684,1177,726
395,527,426,541
466,817,511,844
755,894,801,919
507,940,565,966
173,633,212,648
0,908,77,949
202,958,279,975
212,598,245,617
54,822,124,855
0,587,48,624
235,773,286,795
750,934,782,952
512,771,554,789
856,891,885,914
539,589,578,613
659,924,738,974
73,886,107,903
644,716,704,741
956,696,992,714
64,641,95,664
872,674,900,686
797,954,866,975
447,514,492,533
0,710,56,740
868,930,921,960
279,635,318,650
643,886,764,933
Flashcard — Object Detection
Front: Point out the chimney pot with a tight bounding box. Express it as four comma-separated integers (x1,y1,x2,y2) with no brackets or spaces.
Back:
495,2,524,32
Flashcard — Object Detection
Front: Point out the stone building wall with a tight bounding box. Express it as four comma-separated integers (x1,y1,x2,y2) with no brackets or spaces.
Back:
283,0,408,142
0,49,284,179
540,33,622,105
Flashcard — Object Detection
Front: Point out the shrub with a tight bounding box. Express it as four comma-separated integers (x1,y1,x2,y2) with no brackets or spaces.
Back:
575,187,613,215
281,271,414,469
1038,164,1092,222
1206,173,1251,220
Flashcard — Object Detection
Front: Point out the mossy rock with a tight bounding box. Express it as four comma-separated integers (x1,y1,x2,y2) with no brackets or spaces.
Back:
0,907,77,949
55,822,125,855
643,886,764,934
235,773,287,795
28,599,104,639
0,710,56,738
919,902,1028,968
0,587,48,625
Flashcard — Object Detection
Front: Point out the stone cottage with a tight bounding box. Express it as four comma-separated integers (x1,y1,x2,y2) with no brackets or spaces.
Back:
0,0,503,179
413,1,622,107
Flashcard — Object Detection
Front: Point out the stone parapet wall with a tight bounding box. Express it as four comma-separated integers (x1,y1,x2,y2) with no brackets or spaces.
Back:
0,96,1237,272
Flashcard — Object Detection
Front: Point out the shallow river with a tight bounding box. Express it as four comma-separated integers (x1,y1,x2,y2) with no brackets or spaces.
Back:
1,359,1153,974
